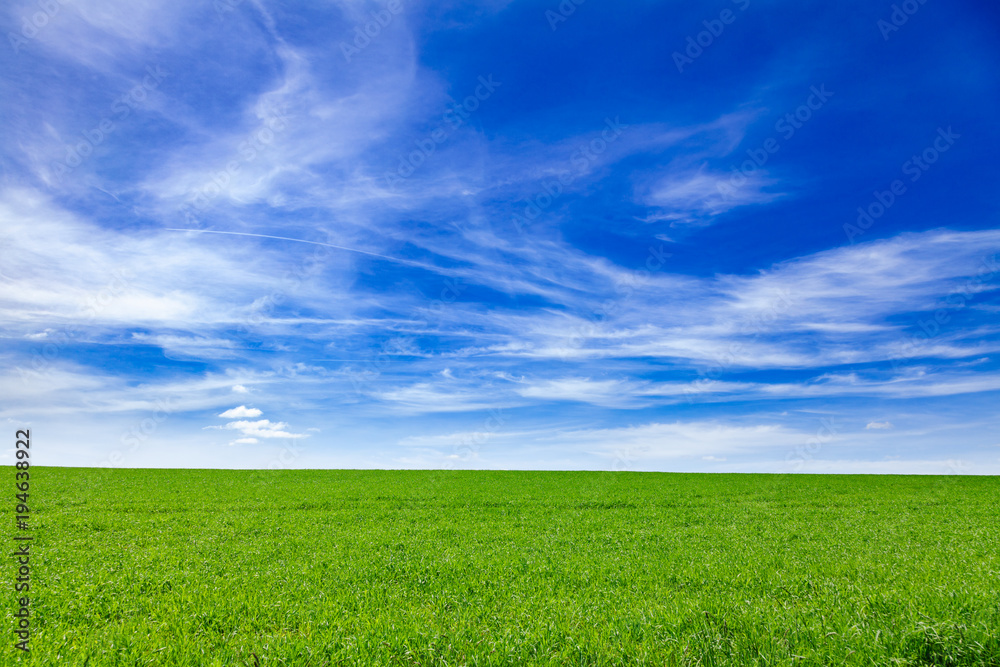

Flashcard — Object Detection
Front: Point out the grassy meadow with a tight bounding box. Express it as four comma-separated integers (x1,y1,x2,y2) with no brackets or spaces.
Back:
5,468,1000,666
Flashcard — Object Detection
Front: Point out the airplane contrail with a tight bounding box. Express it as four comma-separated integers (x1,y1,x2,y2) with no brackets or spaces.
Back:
164,228,449,274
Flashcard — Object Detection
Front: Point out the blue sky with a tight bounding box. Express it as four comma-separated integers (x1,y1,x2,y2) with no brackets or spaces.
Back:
2,0,998,472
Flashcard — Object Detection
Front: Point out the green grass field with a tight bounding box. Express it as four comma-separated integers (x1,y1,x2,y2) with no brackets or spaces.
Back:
6,469,1000,666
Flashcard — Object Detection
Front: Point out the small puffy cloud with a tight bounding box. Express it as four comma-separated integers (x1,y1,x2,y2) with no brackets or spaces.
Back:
866,421,894,430
222,419,306,439
219,405,262,418
232,385,249,394
210,405,307,443
702,455,727,462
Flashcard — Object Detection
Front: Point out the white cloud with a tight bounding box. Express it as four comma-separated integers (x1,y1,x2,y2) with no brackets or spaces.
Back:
221,418,306,439
455,228,1000,374
0,189,281,332
219,406,262,418
131,333,240,360
762,371,1000,400
641,166,782,224
0,364,275,420
229,437,258,445
232,385,249,393
374,383,511,414
516,378,648,408
866,421,894,430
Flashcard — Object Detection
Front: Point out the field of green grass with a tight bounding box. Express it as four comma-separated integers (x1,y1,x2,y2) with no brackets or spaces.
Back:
6,469,1000,666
